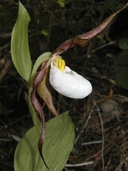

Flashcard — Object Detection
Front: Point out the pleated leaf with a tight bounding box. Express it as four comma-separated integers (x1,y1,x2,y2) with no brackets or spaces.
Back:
11,2,32,82
14,112,75,171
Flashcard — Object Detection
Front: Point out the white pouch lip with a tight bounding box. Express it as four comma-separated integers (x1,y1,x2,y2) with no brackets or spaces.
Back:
49,63,92,99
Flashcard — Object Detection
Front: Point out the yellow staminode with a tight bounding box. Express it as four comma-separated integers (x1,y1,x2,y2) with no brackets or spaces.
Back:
53,56,65,71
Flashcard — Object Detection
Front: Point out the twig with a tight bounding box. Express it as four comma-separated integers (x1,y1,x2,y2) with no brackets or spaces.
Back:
0,33,11,38
92,41,116,53
0,138,12,142
86,135,127,169
75,104,95,144
11,134,21,142
0,43,10,51
0,135,21,142
94,101,105,171
65,161,94,167
87,41,116,57
81,140,102,145
114,94,128,102
106,139,125,155
0,115,28,130
0,60,11,81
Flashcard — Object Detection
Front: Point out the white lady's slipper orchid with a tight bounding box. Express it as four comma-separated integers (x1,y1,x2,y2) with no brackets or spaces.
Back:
49,56,92,99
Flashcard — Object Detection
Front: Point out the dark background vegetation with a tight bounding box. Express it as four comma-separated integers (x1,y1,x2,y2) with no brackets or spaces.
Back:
0,0,128,171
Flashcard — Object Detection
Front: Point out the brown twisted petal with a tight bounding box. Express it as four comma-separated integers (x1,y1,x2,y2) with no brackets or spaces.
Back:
31,88,48,168
33,60,48,87
31,60,49,168
53,4,128,55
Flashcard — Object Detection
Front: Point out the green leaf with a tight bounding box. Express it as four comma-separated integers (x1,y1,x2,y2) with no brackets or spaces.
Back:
118,38,128,50
115,50,128,65
11,2,32,82
57,0,65,7
116,67,128,90
14,112,75,171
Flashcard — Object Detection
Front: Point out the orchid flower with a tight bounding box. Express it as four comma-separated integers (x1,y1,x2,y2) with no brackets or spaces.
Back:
30,4,128,167
49,56,92,99
31,54,92,168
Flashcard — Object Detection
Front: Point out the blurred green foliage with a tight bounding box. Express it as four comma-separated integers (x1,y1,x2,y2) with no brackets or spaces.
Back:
115,46,128,90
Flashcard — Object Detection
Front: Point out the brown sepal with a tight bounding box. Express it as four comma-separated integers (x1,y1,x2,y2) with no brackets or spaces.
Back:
37,69,60,119
53,4,128,55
